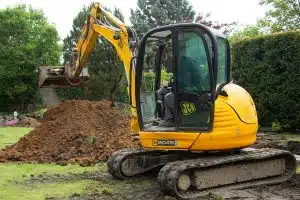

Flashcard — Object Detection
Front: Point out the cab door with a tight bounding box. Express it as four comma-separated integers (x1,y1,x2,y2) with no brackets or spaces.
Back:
175,30,215,131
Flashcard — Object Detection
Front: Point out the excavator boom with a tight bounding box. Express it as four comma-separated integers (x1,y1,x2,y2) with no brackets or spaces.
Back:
39,3,136,88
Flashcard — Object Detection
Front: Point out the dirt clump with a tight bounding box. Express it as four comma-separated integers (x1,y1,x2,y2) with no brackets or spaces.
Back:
0,100,137,164
240,174,300,200
19,116,41,127
254,133,300,155
286,141,300,155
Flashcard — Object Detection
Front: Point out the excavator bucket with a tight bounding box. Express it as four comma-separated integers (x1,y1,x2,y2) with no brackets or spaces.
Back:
39,66,89,88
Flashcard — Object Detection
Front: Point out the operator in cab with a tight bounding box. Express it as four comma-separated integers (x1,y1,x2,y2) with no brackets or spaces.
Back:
157,56,203,127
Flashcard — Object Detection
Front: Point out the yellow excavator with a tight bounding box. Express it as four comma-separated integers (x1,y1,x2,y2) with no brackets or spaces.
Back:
39,3,296,199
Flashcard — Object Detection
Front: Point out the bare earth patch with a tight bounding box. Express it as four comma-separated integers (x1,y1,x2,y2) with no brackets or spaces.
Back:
0,100,138,165
254,132,300,155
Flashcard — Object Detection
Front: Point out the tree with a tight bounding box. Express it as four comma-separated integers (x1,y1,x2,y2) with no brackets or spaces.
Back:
0,5,60,111
258,0,300,33
195,13,237,36
130,0,195,37
60,4,128,106
229,25,264,43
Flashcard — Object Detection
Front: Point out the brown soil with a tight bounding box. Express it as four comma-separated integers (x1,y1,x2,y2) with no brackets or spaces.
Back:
0,100,137,165
254,133,300,155
19,116,41,127
239,174,300,200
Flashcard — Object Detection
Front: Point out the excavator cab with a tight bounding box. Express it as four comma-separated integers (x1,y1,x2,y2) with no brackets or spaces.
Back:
132,24,260,152
135,24,226,132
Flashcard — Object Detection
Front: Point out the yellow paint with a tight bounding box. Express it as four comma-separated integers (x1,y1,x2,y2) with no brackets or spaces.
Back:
221,84,258,124
139,84,258,151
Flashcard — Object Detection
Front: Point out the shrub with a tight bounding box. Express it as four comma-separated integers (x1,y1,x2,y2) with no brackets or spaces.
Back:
231,31,300,129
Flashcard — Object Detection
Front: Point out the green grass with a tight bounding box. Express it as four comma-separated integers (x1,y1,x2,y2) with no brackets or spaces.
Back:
297,166,300,174
0,127,107,199
0,162,106,199
282,133,300,142
0,127,32,149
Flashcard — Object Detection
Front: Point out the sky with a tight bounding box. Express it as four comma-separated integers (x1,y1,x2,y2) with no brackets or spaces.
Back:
1,0,267,39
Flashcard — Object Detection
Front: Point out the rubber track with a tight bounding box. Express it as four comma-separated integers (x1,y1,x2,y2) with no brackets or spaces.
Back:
157,148,297,199
107,148,155,179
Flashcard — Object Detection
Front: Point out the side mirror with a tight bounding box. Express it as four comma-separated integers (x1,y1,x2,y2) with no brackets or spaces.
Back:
219,90,228,97
216,82,228,99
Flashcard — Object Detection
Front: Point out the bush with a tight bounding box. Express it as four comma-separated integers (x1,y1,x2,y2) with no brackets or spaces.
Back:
231,31,300,129
0,5,60,112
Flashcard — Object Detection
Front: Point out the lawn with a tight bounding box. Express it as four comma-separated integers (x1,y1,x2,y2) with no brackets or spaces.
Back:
282,133,300,142
0,127,32,149
0,163,104,199
0,127,105,199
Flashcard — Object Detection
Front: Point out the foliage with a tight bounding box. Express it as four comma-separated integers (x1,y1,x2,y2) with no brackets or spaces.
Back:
231,31,300,129
258,0,300,33
230,0,300,42
130,0,195,37
161,68,173,84
195,13,237,36
144,71,155,91
229,25,264,43
144,68,172,91
60,5,128,104
272,121,282,132
130,0,237,37
0,5,60,111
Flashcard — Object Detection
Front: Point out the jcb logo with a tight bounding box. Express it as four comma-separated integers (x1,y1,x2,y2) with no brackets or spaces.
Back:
180,102,196,115
153,140,177,146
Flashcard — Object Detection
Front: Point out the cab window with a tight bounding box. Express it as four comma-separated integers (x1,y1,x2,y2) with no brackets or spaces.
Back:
177,31,210,93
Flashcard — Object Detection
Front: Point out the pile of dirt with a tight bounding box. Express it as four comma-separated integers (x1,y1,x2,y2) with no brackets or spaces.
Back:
254,133,300,155
19,116,41,127
0,100,137,165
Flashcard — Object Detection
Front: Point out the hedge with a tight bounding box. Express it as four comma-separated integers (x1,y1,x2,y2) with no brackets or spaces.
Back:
231,31,300,129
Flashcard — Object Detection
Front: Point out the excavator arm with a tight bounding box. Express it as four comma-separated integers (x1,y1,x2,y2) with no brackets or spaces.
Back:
39,3,139,131
72,3,136,78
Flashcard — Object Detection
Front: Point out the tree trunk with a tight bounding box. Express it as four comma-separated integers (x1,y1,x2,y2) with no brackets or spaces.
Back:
39,88,60,108
109,72,123,107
